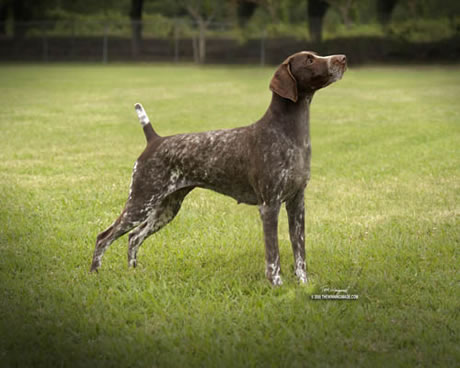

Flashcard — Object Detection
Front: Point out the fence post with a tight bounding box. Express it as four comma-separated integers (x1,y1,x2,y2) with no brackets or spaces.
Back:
102,23,108,64
42,22,48,63
260,29,266,67
192,34,198,63
174,19,179,63
70,20,75,60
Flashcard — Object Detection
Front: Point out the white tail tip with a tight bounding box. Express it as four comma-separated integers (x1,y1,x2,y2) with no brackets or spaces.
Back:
134,103,150,127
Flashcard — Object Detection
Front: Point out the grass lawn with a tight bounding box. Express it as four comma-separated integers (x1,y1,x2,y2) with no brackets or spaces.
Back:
0,62,458,367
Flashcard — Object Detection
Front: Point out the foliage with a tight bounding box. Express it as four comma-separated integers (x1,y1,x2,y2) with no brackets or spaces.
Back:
323,20,384,40
392,0,460,20
386,17,459,42
242,5,311,39
2,0,460,42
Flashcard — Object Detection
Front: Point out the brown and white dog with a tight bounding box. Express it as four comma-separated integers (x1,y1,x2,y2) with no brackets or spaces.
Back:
90,51,347,285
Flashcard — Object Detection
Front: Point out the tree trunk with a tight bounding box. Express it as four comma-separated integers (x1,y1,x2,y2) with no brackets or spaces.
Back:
0,3,8,36
186,6,214,64
266,1,279,23
344,0,355,29
376,0,399,28
198,20,206,64
308,0,330,43
407,0,417,18
237,1,258,27
192,34,199,63
12,0,30,39
130,0,143,58
339,6,351,29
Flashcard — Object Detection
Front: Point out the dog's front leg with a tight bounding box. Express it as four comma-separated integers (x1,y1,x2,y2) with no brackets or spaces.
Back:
286,191,308,283
259,202,282,285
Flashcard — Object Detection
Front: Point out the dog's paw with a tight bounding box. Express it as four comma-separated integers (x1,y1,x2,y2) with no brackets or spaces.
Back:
128,258,137,268
271,275,283,286
295,269,308,284
266,262,283,286
90,261,100,273
297,274,308,284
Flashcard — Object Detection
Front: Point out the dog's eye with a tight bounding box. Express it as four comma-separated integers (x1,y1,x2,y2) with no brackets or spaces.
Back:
306,56,314,65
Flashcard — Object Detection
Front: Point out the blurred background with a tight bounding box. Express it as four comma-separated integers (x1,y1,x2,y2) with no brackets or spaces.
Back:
0,0,459,64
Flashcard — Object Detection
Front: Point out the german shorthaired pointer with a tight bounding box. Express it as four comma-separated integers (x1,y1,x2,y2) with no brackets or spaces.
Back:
90,51,347,285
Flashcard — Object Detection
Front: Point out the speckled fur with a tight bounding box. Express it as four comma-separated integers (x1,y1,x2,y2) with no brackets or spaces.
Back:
90,52,347,285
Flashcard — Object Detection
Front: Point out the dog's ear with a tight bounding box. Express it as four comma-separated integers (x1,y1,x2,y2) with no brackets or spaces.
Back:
269,58,298,103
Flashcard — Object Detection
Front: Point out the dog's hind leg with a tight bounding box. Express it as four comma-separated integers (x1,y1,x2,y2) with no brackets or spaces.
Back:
90,207,147,272
127,188,192,268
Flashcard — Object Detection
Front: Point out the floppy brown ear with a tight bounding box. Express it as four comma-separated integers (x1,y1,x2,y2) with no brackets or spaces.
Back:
269,60,298,102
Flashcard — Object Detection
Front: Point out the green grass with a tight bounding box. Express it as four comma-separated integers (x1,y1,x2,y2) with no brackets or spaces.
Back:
0,63,459,367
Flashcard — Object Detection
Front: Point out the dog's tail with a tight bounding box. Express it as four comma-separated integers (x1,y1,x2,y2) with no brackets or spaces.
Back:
134,103,159,143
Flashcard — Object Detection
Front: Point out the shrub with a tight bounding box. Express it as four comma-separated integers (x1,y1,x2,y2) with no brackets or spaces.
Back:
386,17,456,42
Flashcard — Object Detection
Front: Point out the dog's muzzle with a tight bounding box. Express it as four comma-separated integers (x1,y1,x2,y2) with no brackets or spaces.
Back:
328,54,347,82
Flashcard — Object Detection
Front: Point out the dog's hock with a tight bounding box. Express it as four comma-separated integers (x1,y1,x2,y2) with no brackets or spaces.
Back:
135,103,150,127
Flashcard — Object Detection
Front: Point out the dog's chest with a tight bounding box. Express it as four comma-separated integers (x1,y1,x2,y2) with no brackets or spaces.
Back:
260,139,311,202
283,144,311,187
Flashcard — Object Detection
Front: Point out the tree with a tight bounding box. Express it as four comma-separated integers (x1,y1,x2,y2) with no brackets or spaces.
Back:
0,0,9,36
2,0,48,38
326,0,355,29
235,0,258,26
376,0,399,27
183,0,225,64
246,0,293,24
308,0,330,42
130,0,143,58
262,0,282,23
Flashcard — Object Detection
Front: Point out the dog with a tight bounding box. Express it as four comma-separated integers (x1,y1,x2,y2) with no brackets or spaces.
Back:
90,51,347,285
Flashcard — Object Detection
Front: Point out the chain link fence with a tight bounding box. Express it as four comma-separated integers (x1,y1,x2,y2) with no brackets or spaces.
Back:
1,20,458,64
0,20,273,65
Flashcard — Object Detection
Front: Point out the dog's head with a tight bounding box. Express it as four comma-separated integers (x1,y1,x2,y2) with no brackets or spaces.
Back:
269,51,347,102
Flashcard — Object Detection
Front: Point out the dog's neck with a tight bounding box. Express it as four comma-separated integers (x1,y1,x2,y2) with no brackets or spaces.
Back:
266,92,314,146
